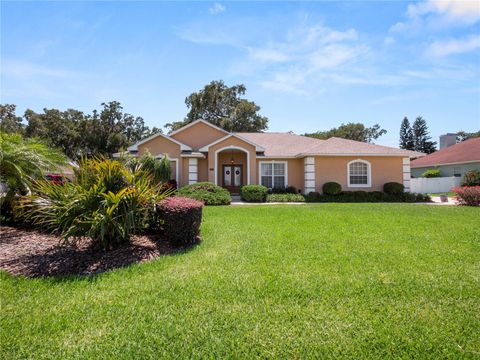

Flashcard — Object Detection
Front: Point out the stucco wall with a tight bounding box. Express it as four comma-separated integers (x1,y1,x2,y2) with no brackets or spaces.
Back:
170,121,227,151
137,136,181,158
314,156,403,192
255,158,304,192
411,162,480,178
207,136,256,185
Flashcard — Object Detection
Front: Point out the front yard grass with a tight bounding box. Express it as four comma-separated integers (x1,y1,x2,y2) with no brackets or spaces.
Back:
1,204,479,359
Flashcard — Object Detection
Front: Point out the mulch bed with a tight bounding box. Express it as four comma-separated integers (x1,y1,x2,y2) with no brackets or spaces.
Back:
0,225,185,278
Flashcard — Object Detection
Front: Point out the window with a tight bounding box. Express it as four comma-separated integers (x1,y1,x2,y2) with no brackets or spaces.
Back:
260,162,287,189
348,160,371,187
453,167,461,177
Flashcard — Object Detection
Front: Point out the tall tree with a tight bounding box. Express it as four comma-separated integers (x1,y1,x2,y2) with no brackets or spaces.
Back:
399,117,414,150
304,122,387,143
0,104,24,134
165,80,268,132
412,116,436,154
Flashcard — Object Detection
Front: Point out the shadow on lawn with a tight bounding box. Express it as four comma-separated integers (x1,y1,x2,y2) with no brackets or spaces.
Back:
0,226,199,279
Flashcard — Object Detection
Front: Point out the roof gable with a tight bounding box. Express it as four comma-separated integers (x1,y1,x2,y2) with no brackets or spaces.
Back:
169,119,229,136
198,134,265,151
170,119,229,151
127,133,191,152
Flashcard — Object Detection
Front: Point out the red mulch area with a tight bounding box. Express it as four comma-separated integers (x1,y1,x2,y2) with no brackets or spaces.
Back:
0,225,184,278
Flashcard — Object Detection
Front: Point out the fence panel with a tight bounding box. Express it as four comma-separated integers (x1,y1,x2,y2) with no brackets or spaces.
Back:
410,177,462,194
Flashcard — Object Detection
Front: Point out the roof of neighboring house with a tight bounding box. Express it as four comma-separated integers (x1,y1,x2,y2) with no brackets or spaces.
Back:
237,132,421,158
411,137,480,168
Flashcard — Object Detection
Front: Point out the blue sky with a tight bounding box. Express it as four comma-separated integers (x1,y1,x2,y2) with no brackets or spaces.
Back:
1,1,479,147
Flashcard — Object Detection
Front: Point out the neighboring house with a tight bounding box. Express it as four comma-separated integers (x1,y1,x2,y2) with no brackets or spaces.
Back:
411,137,480,178
128,119,421,193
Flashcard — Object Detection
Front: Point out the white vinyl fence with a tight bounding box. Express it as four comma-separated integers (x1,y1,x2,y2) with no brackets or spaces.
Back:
410,177,462,194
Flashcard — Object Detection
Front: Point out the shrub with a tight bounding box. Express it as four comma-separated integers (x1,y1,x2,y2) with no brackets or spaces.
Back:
16,157,172,249
125,151,172,183
421,169,441,178
383,182,405,195
452,186,480,206
240,185,268,202
267,193,305,202
322,182,342,195
305,190,430,203
462,170,480,186
285,186,297,194
176,182,231,205
157,196,204,244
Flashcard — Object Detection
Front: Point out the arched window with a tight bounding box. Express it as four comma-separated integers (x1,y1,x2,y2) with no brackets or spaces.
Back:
347,160,371,187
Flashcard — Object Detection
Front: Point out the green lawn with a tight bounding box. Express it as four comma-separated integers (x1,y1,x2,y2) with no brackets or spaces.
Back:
1,204,479,359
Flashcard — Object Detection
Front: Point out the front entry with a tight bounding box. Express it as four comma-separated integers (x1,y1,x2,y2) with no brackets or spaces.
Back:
222,165,242,193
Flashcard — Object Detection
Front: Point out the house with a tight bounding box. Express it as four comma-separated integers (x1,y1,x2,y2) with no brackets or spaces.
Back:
128,119,421,194
411,137,480,178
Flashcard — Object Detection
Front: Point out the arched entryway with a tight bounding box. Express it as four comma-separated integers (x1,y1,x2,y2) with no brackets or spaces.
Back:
215,146,250,193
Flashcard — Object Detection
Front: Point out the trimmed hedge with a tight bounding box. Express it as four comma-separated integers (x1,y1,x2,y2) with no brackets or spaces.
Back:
383,182,405,195
306,191,431,203
322,182,342,195
270,186,297,194
240,185,268,202
421,169,441,178
267,193,306,203
176,182,231,205
157,196,204,245
453,186,480,206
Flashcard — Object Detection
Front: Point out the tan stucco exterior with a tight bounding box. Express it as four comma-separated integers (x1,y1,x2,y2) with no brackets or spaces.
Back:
314,156,403,192
170,121,227,151
207,136,257,185
256,158,305,192
130,120,409,193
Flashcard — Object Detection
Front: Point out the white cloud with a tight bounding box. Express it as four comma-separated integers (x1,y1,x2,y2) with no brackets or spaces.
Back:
392,0,480,32
1,59,79,79
425,35,480,57
209,3,226,15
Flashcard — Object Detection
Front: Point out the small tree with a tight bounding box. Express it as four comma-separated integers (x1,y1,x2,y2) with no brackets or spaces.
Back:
412,117,437,154
399,117,414,150
158,155,171,183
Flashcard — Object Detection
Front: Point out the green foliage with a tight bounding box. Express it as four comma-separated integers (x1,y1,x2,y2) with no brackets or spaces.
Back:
421,169,441,178
383,182,405,195
304,122,387,143
266,193,305,202
126,152,172,183
0,104,24,134
412,116,437,154
0,132,67,220
456,130,480,142
306,189,427,203
240,185,268,202
322,182,342,195
16,157,172,249
399,117,414,150
452,186,480,206
165,80,268,132
462,170,480,186
17,101,161,159
176,182,231,205
158,155,172,183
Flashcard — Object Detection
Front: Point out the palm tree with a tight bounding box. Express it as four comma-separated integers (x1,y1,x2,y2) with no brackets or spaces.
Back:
0,132,67,217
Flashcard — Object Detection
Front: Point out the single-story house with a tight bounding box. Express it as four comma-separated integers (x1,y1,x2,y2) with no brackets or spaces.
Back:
128,119,422,194
411,137,480,178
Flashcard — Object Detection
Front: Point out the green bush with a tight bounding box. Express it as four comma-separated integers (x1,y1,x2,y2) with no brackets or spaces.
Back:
322,182,342,195
421,169,441,178
462,170,480,186
16,157,172,249
176,182,231,205
383,182,405,195
267,193,305,202
240,185,268,202
305,190,429,203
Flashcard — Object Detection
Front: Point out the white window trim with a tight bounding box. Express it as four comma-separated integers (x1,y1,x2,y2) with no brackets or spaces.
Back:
214,146,250,186
258,161,288,189
347,159,371,188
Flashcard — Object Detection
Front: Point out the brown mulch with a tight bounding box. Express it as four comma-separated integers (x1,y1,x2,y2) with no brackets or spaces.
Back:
0,225,185,278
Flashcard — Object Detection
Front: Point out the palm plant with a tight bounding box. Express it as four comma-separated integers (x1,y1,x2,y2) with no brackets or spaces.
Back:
16,157,173,249
0,132,67,218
